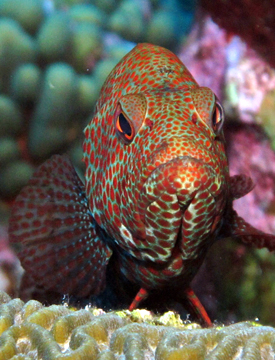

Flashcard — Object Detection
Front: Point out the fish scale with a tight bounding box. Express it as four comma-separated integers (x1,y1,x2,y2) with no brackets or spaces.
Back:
9,43,275,326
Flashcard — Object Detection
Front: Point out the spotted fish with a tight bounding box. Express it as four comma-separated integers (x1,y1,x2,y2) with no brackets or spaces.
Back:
9,43,275,326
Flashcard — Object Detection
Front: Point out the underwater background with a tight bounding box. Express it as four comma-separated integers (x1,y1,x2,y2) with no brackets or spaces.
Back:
0,0,275,345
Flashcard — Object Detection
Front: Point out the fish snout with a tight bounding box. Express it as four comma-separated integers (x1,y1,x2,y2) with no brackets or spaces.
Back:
136,156,223,263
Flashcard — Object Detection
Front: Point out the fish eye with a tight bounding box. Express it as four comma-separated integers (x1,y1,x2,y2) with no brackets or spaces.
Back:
212,100,224,134
115,111,134,144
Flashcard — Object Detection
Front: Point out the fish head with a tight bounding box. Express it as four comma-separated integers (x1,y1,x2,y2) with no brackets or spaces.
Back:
83,43,230,264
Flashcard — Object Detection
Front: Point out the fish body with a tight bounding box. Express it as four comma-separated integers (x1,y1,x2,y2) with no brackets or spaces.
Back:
9,44,275,325
83,44,228,289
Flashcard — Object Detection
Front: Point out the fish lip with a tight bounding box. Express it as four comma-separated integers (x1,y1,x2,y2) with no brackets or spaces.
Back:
140,153,212,199
137,153,206,213
137,147,218,217
134,153,220,264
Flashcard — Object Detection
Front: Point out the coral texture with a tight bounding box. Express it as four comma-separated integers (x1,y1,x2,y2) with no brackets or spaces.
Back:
0,292,274,359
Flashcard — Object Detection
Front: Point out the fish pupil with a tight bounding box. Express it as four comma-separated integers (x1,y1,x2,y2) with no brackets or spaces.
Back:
212,101,224,133
212,108,217,126
119,113,132,136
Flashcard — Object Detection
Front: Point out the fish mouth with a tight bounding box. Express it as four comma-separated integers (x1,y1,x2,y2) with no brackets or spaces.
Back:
138,136,217,214
132,151,220,264
138,153,215,218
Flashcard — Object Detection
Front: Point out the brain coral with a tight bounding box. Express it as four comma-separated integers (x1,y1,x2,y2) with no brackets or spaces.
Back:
0,291,274,359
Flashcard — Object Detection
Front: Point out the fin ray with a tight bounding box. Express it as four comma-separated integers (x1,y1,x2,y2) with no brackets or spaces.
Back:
225,209,275,251
9,154,112,297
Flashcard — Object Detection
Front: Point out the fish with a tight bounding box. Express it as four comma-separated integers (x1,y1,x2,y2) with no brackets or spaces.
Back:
9,43,275,326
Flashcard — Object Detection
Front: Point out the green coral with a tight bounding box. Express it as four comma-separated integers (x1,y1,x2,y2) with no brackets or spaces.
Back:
0,0,44,34
0,95,23,137
0,138,20,166
0,292,275,359
11,63,42,104
108,0,146,42
0,160,34,198
37,12,72,63
28,62,78,159
0,0,195,201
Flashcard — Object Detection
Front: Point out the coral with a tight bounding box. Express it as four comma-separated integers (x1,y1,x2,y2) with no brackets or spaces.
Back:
0,291,275,359
179,14,275,326
179,17,228,99
0,161,34,198
146,3,194,49
259,89,275,151
0,96,23,137
107,0,146,43
0,0,44,34
0,0,195,321
190,123,275,326
227,125,275,236
1,0,275,334
0,0,195,201
11,63,42,104
223,42,275,124
201,0,275,68
179,16,275,121
28,62,78,159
